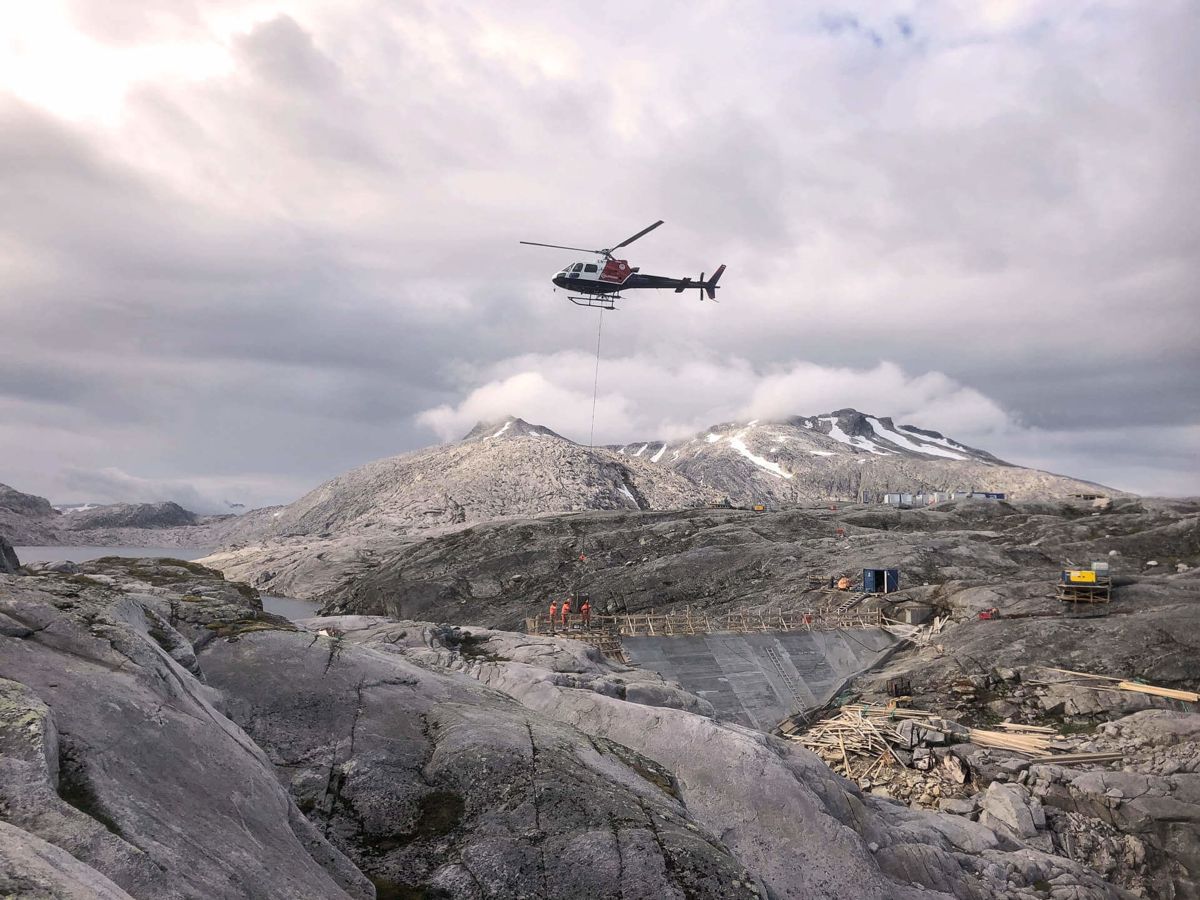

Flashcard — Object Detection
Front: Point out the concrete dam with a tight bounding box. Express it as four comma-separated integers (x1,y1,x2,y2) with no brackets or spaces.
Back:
621,628,899,731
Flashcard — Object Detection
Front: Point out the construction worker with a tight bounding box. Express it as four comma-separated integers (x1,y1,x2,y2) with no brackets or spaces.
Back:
580,599,591,628
837,575,851,591
548,600,557,633
560,597,572,628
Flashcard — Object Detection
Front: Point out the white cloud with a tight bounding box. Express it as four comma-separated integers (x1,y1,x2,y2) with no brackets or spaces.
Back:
416,371,633,444
415,353,1017,445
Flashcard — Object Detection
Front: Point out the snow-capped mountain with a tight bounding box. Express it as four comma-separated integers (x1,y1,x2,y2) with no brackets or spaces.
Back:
218,410,1112,545
607,408,1101,504
611,409,1002,468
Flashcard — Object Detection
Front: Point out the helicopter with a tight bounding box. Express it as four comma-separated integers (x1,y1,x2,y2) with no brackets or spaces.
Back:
521,220,725,310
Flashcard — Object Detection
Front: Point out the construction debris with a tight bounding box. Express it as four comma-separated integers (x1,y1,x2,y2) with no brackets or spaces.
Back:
781,704,1125,782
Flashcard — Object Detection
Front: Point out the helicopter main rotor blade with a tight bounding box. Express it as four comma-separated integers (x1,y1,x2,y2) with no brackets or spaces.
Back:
608,219,664,253
519,241,604,254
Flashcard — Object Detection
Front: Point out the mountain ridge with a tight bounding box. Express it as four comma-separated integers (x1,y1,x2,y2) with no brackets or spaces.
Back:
215,407,1118,548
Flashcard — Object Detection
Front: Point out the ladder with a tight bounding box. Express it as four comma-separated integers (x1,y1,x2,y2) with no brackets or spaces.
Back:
833,593,866,615
764,646,803,701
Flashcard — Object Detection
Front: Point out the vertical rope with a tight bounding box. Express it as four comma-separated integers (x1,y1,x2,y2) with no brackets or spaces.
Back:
575,308,604,611
588,308,604,451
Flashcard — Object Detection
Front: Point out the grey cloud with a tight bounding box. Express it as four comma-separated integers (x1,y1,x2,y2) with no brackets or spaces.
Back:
1,2,1197,508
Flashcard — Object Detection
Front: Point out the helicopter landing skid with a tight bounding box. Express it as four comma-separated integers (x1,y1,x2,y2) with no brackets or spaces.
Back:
568,294,619,310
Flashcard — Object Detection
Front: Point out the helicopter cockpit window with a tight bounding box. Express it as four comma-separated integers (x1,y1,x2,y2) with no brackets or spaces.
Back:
584,263,598,273
571,263,584,273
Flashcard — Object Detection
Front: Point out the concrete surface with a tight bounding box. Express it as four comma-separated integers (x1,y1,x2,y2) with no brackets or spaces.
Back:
621,627,899,730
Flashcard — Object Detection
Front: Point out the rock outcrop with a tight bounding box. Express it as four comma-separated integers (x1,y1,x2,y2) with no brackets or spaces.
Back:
0,537,18,574
0,483,61,544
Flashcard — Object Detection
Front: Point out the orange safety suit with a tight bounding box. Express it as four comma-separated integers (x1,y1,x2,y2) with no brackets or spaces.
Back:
837,576,851,591
548,602,557,629
580,601,591,627
560,599,572,626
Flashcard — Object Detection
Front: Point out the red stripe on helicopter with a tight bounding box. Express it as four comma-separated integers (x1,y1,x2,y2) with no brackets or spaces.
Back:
599,259,631,283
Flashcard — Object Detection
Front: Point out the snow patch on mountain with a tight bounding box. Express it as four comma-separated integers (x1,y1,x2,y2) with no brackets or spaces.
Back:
822,418,891,456
866,416,967,460
730,433,793,479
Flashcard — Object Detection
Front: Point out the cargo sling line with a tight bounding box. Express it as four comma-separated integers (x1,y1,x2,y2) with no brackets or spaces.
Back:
573,309,604,602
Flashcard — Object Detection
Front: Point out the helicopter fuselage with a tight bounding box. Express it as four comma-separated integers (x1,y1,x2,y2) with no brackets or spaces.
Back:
552,258,722,297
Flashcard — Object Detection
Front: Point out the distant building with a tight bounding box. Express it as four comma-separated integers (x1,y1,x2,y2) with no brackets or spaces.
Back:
877,490,1005,508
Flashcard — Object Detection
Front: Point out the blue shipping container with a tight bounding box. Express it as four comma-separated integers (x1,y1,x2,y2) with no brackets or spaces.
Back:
863,568,900,593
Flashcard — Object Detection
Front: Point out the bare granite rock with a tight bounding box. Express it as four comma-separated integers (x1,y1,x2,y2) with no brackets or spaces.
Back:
0,571,370,900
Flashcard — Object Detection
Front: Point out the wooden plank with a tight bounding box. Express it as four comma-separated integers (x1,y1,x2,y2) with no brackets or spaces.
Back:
1116,681,1199,703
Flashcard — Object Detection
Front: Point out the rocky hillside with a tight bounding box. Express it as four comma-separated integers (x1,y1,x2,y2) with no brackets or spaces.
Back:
218,417,724,544
0,482,229,547
308,496,1198,627
62,500,200,530
0,559,1138,899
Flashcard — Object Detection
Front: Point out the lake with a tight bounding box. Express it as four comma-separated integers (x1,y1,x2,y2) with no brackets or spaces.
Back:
14,545,210,563
13,545,320,621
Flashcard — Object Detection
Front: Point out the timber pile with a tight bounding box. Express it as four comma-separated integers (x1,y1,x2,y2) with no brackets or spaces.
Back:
1040,667,1199,704
788,705,930,779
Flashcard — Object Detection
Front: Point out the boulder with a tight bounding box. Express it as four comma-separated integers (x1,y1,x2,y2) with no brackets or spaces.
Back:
978,782,1053,852
0,820,135,900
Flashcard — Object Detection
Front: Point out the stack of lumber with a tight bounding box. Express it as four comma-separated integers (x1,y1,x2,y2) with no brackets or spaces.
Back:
1042,667,1199,703
966,727,1126,764
967,724,1058,757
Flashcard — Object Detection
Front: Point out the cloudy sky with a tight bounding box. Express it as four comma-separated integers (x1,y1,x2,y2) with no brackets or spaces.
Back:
2,0,1197,511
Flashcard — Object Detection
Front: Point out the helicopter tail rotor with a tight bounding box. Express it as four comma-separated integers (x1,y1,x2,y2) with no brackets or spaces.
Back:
704,264,726,301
